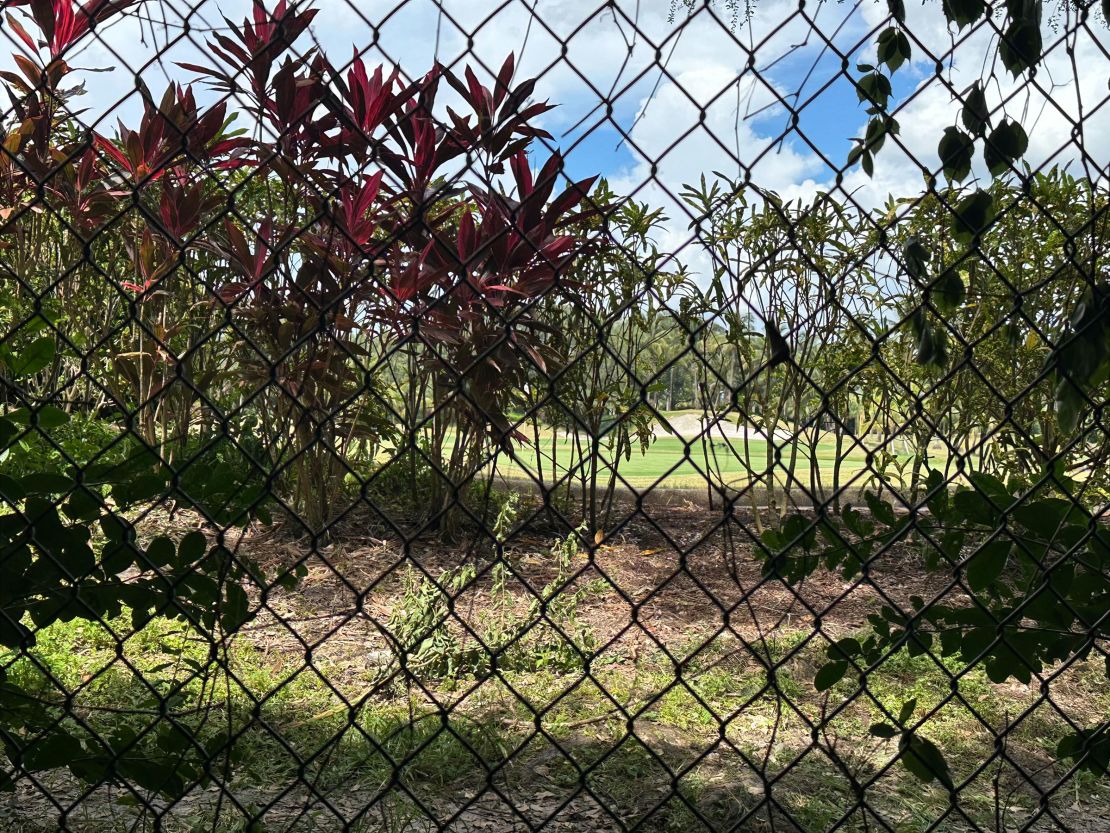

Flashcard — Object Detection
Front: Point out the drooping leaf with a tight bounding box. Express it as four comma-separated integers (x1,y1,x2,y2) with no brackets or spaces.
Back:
938,127,974,181
950,189,995,244
178,531,208,565
877,28,912,72
856,72,892,109
999,19,1042,76
934,269,966,313
1059,728,1110,775
961,84,990,138
984,119,1029,176
22,732,83,771
20,472,74,494
943,0,987,28
221,582,251,632
902,238,931,281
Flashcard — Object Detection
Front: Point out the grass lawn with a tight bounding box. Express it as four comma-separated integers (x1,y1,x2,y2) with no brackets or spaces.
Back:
495,435,875,490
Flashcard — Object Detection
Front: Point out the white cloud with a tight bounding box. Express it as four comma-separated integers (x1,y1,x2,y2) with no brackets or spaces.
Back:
603,63,827,285
3,0,1105,234
840,5,1110,206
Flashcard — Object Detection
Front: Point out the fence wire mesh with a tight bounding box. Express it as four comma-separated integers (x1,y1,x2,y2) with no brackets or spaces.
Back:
0,0,1109,830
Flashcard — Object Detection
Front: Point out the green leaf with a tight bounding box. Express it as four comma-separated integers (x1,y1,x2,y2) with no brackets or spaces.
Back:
916,323,936,366
888,0,906,23
960,627,995,664
1055,378,1082,434
23,731,82,771
864,492,896,527
221,582,251,632
968,471,1013,504
847,144,866,172
116,756,185,798
1058,729,1110,775
0,416,18,449
950,189,995,244
146,537,176,568
5,337,56,378
0,616,33,649
814,660,849,692
20,472,74,494
999,19,1042,76
965,539,1010,592
829,637,862,660
842,504,875,538
985,643,1035,684
864,116,890,153
112,472,168,507
856,72,892,109
100,514,131,543
952,490,998,526
984,119,1029,176
178,531,208,564
0,473,26,502
961,84,990,137
63,489,103,522
34,405,69,429
938,127,974,181
943,0,987,28
1012,498,1084,540
906,630,933,657
934,269,966,313
156,725,193,754
902,238,931,281
877,28,912,72
100,539,136,575
916,321,947,368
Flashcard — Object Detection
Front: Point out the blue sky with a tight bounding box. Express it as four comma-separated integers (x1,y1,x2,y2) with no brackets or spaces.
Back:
3,0,1107,241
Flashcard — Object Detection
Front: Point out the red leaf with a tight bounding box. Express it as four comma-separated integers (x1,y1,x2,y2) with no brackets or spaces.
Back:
548,176,598,222
5,14,39,52
93,134,131,171
457,209,476,263
216,282,250,303
494,53,514,108
509,149,532,196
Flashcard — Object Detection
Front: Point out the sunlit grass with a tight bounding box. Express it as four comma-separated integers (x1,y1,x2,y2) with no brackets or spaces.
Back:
495,434,875,489
7,610,1108,833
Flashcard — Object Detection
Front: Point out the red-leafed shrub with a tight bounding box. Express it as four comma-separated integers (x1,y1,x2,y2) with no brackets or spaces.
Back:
0,0,601,532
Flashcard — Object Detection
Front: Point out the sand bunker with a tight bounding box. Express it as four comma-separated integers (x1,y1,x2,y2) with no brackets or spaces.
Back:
652,413,794,442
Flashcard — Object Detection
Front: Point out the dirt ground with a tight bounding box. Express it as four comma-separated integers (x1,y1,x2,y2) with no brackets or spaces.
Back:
240,499,954,668
5,500,1109,832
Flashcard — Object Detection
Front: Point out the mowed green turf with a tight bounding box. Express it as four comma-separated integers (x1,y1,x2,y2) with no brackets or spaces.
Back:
495,435,871,489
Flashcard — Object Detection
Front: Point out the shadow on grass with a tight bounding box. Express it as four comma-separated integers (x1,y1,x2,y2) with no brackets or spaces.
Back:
4,618,1109,833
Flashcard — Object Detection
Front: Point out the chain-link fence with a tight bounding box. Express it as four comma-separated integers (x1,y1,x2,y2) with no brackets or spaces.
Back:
1,0,1109,830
